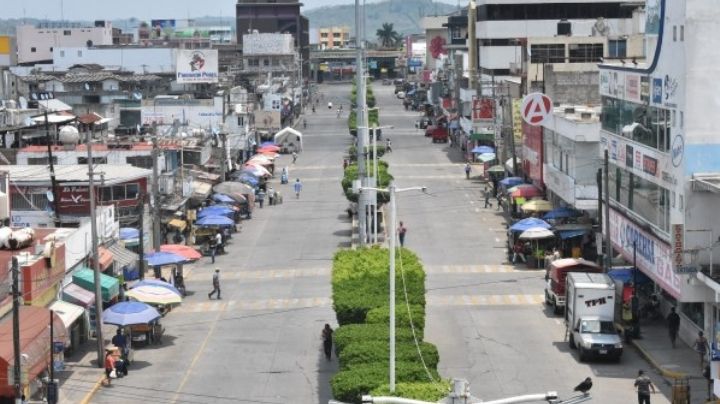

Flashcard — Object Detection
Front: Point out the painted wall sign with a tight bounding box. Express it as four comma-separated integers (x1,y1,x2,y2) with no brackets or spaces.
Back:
652,78,663,105
663,74,679,108
642,155,658,176
609,209,680,298
672,224,684,270
176,49,219,84
625,74,641,102
671,134,684,167
520,93,552,126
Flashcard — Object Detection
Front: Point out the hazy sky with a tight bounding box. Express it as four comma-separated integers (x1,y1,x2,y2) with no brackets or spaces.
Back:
3,0,383,21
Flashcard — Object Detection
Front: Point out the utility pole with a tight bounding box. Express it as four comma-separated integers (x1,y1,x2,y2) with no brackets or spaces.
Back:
86,130,104,367
151,134,161,251
137,193,145,280
219,133,228,182
596,168,603,266
44,112,60,226
467,0,478,91
11,257,20,404
603,149,611,271
355,0,367,247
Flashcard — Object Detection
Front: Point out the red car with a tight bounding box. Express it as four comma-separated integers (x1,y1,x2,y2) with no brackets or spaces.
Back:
426,125,448,143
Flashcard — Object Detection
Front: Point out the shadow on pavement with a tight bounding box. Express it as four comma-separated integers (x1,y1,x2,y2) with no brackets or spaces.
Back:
316,339,339,404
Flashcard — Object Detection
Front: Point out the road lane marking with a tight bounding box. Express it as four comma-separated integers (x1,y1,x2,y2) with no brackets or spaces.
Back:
427,294,544,306
185,267,330,282
425,264,518,273
173,297,332,313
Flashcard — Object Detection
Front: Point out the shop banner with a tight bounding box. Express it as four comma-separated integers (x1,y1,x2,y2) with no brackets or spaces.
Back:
176,49,219,84
609,209,680,298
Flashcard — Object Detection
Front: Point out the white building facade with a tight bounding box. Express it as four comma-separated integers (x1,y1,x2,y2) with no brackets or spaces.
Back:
16,23,114,65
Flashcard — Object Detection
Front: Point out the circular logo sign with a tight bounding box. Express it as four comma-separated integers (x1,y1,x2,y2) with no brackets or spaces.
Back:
671,134,684,167
521,92,553,126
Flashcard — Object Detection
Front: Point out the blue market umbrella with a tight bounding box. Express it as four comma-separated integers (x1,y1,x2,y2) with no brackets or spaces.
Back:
144,251,187,266
499,177,524,187
119,227,139,240
260,141,277,147
543,207,582,220
131,279,182,296
102,301,161,326
608,267,652,285
196,215,235,227
472,146,495,154
198,205,234,219
212,193,235,204
509,217,551,232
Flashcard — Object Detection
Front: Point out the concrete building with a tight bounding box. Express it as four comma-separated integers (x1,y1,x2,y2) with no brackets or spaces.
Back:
596,1,720,377
318,27,350,50
235,0,309,76
16,22,114,65
242,33,298,75
421,17,449,71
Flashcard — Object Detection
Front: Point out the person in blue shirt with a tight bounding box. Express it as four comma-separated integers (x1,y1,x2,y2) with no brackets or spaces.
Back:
293,179,303,199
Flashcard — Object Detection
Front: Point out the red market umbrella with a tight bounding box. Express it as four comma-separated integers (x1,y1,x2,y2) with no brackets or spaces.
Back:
510,186,543,199
257,145,280,152
159,244,202,261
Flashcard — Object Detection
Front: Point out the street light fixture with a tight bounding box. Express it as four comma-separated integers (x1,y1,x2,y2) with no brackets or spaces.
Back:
359,183,426,392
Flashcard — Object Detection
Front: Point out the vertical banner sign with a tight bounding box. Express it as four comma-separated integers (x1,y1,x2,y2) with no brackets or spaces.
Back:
520,92,552,126
672,224,683,270
472,97,495,122
176,49,219,84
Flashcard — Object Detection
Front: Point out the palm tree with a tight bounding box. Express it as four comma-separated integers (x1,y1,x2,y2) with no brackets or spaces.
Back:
376,23,400,49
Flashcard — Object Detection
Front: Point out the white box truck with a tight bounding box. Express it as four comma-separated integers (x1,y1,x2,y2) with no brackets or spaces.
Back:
565,272,623,362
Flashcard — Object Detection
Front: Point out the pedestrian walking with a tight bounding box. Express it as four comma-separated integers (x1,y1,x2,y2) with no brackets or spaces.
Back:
634,370,656,404
695,331,709,369
484,187,492,208
103,349,116,386
257,189,266,208
292,151,298,164
397,221,407,246
268,186,275,206
667,307,680,348
512,240,526,264
209,236,218,264
294,178,303,199
385,138,392,153
208,269,221,299
465,163,471,179
322,324,334,360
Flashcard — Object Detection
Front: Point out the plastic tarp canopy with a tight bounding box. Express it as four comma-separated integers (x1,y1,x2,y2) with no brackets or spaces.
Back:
72,267,120,302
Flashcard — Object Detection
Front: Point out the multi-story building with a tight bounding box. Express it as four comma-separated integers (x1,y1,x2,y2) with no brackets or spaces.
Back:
16,21,114,65
242,33,298,75
597,0,720,370
236,0,309,76
318,27,350,50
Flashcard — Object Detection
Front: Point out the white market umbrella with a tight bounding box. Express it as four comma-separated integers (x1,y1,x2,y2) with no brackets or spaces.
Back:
519,227,555,240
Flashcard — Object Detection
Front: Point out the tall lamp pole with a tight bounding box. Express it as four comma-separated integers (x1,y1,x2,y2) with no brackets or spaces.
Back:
360,183,426,393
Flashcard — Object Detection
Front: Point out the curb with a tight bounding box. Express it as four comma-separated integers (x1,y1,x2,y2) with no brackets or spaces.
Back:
630,339,689,380
351,215,358,249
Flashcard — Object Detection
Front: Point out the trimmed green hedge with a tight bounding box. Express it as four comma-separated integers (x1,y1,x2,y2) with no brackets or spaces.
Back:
340,162,394,205
334,324,420,353
371,381,452,402
348,145,386,160
366,304,426,331
331,362,440,404
339,340,439,370
348,109,380,134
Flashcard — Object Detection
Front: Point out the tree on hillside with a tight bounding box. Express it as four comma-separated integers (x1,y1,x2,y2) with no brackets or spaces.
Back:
376,23,401,48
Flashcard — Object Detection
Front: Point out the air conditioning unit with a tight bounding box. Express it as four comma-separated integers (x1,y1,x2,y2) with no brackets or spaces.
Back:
558,19,572,36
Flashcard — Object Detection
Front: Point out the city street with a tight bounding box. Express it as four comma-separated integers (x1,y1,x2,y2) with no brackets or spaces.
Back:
78,83,675,404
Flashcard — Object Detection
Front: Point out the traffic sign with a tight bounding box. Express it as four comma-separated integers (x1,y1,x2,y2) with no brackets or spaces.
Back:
520,92,553,126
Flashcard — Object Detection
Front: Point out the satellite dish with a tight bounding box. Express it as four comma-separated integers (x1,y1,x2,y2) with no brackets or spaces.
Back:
46,191,54,202
30,93,38,100
18,96,27,110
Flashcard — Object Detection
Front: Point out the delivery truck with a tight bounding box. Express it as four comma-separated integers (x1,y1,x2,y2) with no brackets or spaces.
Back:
565,272,623,362
545,258,603,315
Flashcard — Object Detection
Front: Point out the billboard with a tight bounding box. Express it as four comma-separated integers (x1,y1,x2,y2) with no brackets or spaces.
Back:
472,97,495,122
176,49,219,84
151,19,176,29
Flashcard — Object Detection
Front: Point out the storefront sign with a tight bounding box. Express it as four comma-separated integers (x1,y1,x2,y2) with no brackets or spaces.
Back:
642,155,658,176
625,74,641,102
609,209,680,298
58,186,90,210
671,134,684,167
472,97,495,122
672,224,684,270
520,93,552,126
652,78,663,105
176,49,219,84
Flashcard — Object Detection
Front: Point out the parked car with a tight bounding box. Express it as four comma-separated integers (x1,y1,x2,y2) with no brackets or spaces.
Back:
426,125,448,143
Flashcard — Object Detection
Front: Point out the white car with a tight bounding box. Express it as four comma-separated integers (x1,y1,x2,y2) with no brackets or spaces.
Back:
396,91,405,99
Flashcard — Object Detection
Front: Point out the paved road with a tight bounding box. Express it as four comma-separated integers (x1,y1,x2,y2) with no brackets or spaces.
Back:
374,83,674,403
79,83,678,404
85,84,352,404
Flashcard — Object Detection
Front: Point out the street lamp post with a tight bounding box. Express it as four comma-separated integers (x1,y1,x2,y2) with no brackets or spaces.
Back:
359,183,426,393
358,123,393,243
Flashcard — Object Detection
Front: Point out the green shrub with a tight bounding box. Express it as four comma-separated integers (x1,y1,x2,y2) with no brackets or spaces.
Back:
348,109,380,133
334,324,421,353
339,340,439,370
331,362,439,404
348,145,386,159
366,304,426,330
340,163,393,204
371,381,452,402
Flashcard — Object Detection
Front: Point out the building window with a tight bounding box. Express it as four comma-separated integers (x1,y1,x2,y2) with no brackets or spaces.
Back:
681,302,704,329
11,193,49,211
77,157,107,165
63,30,71,36
568,43,603,63
610,164,671,232
125,156,153,169
27,157,57,165
451,28,463,40
77,50,83,57
601,97,671,152
673,26,677,41
680,25,684,41
320,33,328,38
237,116,245,126
333,32,341,38
263,59,269,66
333,41,342,47
30,47,37,53
608,39,626,58
530,44,565,63
100,183,139,202
59,50,65,57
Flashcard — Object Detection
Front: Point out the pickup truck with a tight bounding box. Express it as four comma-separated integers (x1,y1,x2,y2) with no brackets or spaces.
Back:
426,125,448,143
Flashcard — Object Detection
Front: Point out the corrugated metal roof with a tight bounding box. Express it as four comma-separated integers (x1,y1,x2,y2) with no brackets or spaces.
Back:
2,164,152,185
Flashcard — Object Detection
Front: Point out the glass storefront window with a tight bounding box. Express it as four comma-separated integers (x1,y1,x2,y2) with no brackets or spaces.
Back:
601,96,671,152
611,164,670,232
682,302,704,329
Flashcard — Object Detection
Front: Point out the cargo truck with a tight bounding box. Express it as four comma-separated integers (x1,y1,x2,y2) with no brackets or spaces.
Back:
545,258,603,315
565,272,623,362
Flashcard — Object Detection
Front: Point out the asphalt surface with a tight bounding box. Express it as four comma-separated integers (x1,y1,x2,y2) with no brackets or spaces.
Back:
83,83,678,404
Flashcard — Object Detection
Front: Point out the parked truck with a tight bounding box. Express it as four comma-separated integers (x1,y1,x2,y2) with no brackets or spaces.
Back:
565,272,623,362
545,258,603,315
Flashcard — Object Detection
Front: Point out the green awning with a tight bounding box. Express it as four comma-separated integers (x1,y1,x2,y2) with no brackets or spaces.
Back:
72,267,120,302
470,131,494,142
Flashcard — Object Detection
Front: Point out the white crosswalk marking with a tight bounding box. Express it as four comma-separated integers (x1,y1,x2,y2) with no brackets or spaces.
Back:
186,267,330,282
173,297,333,313
425,264,519,274
426,294,544,307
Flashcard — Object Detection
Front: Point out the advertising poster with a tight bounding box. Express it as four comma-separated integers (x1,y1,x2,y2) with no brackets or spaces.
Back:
176,49,219,84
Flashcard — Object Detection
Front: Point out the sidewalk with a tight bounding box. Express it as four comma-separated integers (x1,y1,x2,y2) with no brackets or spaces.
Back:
631,321,713,403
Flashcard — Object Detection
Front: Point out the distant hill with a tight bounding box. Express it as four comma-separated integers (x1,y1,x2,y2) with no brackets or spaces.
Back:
304,0,458,37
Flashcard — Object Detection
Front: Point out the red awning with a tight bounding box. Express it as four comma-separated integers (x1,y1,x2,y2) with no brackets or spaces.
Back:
62,283,95,308
0,307,66,397
95,246,114,270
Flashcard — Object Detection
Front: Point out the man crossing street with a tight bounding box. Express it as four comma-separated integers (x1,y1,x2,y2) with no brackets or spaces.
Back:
208,269,221,300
